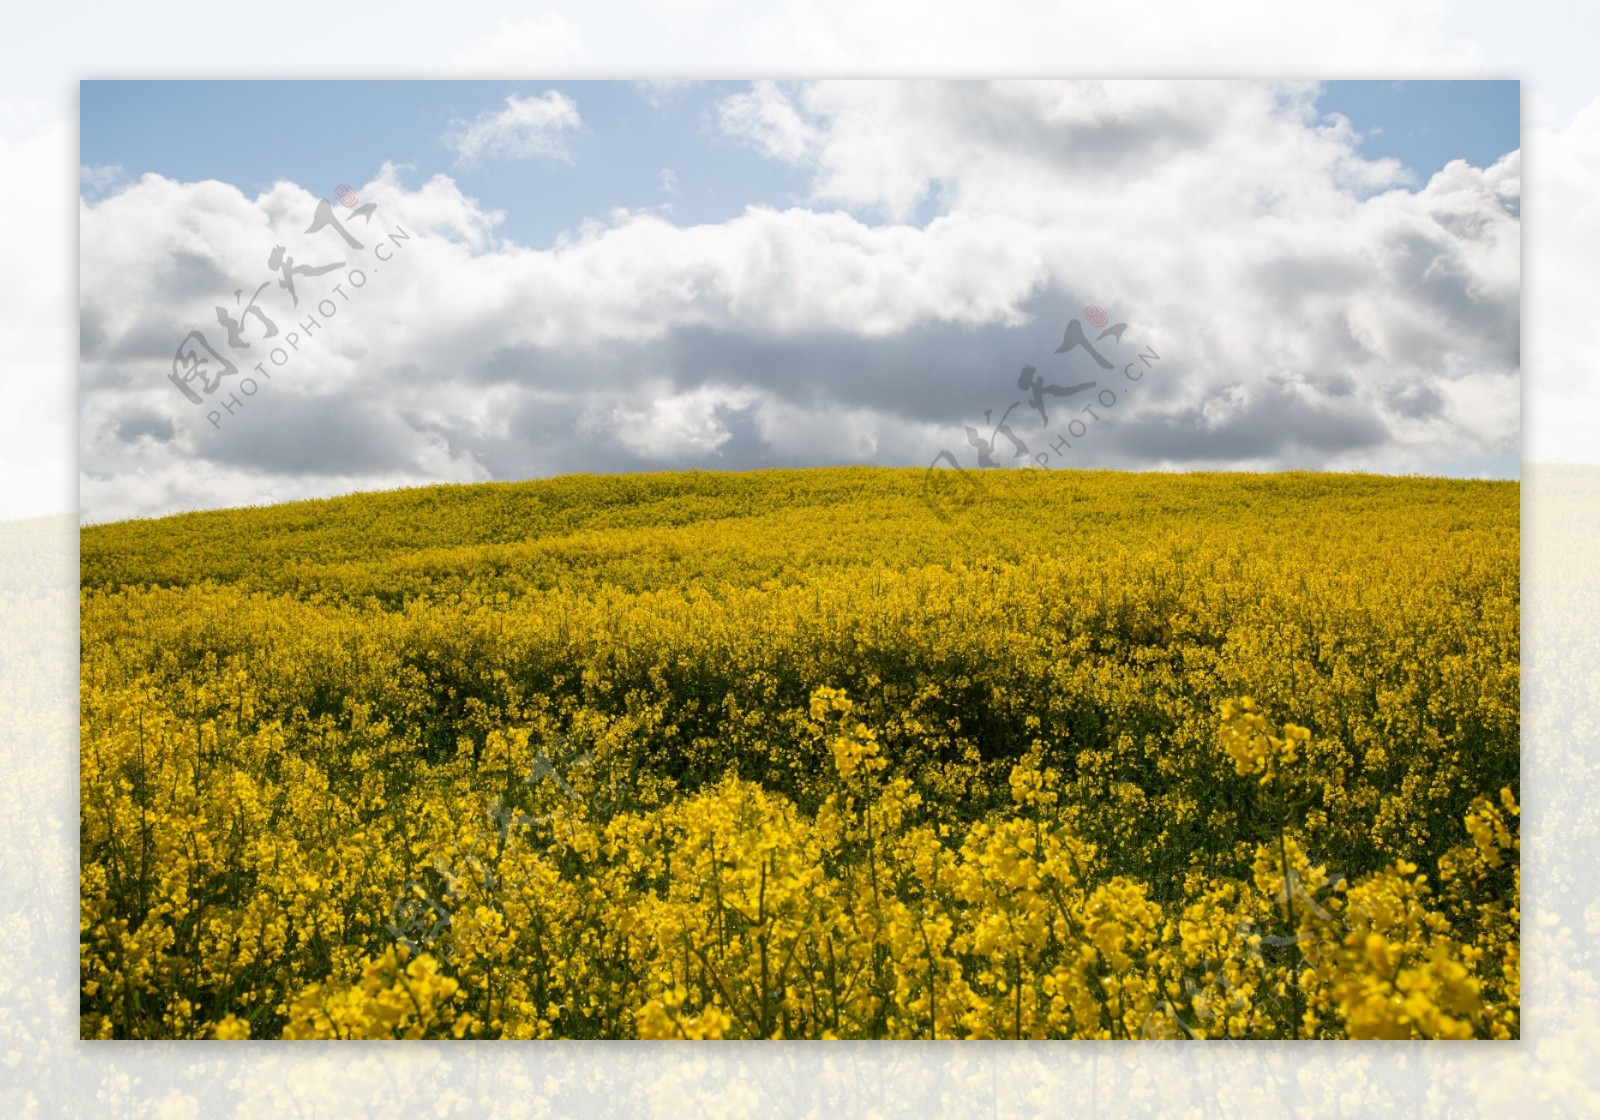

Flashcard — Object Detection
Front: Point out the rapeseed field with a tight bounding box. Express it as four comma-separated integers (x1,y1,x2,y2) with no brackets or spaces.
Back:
79,466,1518,1039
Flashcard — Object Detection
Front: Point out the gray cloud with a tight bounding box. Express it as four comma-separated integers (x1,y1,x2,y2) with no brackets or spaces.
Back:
1388,380,1445,419
1107,376,1391,464
113,408,177,445
193,388,461,477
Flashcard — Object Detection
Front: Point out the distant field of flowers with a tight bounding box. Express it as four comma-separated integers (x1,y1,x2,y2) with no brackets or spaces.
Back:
79,466,1518,1040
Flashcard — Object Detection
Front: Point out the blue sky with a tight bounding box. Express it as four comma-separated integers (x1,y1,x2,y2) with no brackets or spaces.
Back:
82,81,816,247
78,80,1521,522
1319,80,1520,180
81,80,1519,249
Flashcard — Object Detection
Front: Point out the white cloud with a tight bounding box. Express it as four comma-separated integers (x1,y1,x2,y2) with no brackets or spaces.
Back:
716,80,1420,220
446,91,583,167
717,80,818,164
704,80,1519,465
79,80,1522,522
590,384,757,460
754,396,881,461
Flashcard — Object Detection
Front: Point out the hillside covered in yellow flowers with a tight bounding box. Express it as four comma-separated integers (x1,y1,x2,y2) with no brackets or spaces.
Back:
79,466,1519,1040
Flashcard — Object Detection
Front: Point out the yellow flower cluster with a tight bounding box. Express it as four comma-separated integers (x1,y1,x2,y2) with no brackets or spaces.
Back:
282,944,472,1039
78,466,1518,1039
812,686,887,782
1218,697,1311,783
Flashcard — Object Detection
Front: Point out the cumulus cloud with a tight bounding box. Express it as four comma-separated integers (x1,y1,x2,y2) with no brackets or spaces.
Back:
587,384,759,460
79,80,1521,522
446,91,583,167
717,81,819,164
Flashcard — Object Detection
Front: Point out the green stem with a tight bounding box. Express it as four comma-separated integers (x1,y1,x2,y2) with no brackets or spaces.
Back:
1276,814,1303,1041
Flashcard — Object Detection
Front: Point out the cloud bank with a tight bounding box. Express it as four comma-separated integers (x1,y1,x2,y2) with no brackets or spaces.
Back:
79,80,1520,523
